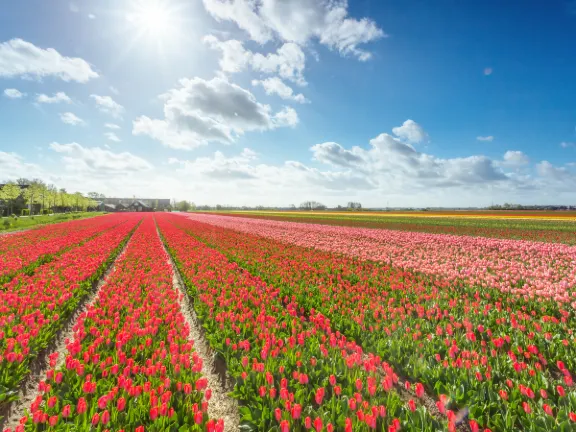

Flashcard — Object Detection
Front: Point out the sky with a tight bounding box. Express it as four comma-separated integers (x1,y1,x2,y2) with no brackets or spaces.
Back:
1,0,576,207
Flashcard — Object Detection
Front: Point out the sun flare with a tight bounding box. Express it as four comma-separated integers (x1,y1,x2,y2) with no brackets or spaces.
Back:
129,0,177,38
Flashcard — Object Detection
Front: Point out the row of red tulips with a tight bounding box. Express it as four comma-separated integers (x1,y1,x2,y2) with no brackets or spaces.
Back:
157,215,445,432
0,215,141,410
168,215,576,431
0,214,129,285
11,216,220,431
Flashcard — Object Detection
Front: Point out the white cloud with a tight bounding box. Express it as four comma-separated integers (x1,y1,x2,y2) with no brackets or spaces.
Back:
90,94,124,118
3,88,25,99
69,2,79,13
202,0,384,60
133,76,298,149
104,132,121,142
105,123,121,130
0,151,42,180
36,92,72,104
477,136,494,142
502,150,529,166
272,106,299,127
560,142,574,148
484,67,493,76
204,36,306,85
536,161,573,181
0,39,98,83
392,119,428,144
59,112,85,125
49,142,152,173
88,14,96,19
310,130,509,189
171,148,373,190
252,77,308,103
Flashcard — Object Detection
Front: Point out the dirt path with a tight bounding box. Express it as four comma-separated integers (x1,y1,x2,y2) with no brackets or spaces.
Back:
156,224,240,432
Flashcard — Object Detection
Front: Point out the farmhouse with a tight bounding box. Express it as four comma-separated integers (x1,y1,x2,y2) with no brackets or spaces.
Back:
99,197,170,212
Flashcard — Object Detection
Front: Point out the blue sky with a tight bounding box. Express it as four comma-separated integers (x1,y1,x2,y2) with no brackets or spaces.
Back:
1,0,576,207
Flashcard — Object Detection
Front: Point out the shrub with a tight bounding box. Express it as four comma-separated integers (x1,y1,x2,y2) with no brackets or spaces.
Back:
21,209,30,216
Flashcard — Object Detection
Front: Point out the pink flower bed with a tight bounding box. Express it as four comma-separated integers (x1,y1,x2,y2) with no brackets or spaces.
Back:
184,213,576,305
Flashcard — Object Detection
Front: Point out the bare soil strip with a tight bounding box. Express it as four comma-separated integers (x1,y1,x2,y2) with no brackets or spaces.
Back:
0,229,136,431
155,223,240,432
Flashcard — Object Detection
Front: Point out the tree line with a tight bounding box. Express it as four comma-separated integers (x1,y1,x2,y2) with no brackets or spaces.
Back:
0,178,102,217
175,201,364,212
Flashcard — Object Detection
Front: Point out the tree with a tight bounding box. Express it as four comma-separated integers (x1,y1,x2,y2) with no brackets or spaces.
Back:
176,200,191,212
22,183,42,214
300,201,326,211
0,182,21,215
16,178,31,186
46,185,57,213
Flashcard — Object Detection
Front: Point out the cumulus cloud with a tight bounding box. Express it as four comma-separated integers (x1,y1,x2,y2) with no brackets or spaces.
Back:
202,0,384,60
0,151,42,179
171,148,259,180
204,36,306,85
59,112,84,125
105,123,121,130
477,136,494,142
133,76,298,149
310,130,508,189
252,77,308,103
536,161,573,182
3,88,25,98
36,92,72,104
90,94,124,118
311,142,364,168
171,148,373,190
0,39,98,82
104,132,121,142
49,142,152,173
392,119,428,144
502,150,529,166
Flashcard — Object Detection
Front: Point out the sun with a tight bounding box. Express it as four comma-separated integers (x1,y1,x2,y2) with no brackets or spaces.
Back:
128,0,178,38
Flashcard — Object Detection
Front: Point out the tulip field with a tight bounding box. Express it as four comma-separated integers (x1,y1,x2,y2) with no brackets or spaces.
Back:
0,212,575,431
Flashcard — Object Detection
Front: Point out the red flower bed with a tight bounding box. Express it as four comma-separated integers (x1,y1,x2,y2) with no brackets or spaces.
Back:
167,215,576,431
15,216,219,432
0,215,141,407
157,214,444,432
0,215,130,285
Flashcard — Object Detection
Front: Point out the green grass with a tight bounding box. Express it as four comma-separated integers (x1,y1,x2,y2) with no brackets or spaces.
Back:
0,212,105,233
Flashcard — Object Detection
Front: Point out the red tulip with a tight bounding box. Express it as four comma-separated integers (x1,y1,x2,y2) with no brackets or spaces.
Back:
314,417,323,432
101,410,110,425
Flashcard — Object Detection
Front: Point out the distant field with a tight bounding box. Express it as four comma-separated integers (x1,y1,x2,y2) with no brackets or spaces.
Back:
231,209,576,219
205,210,576,244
